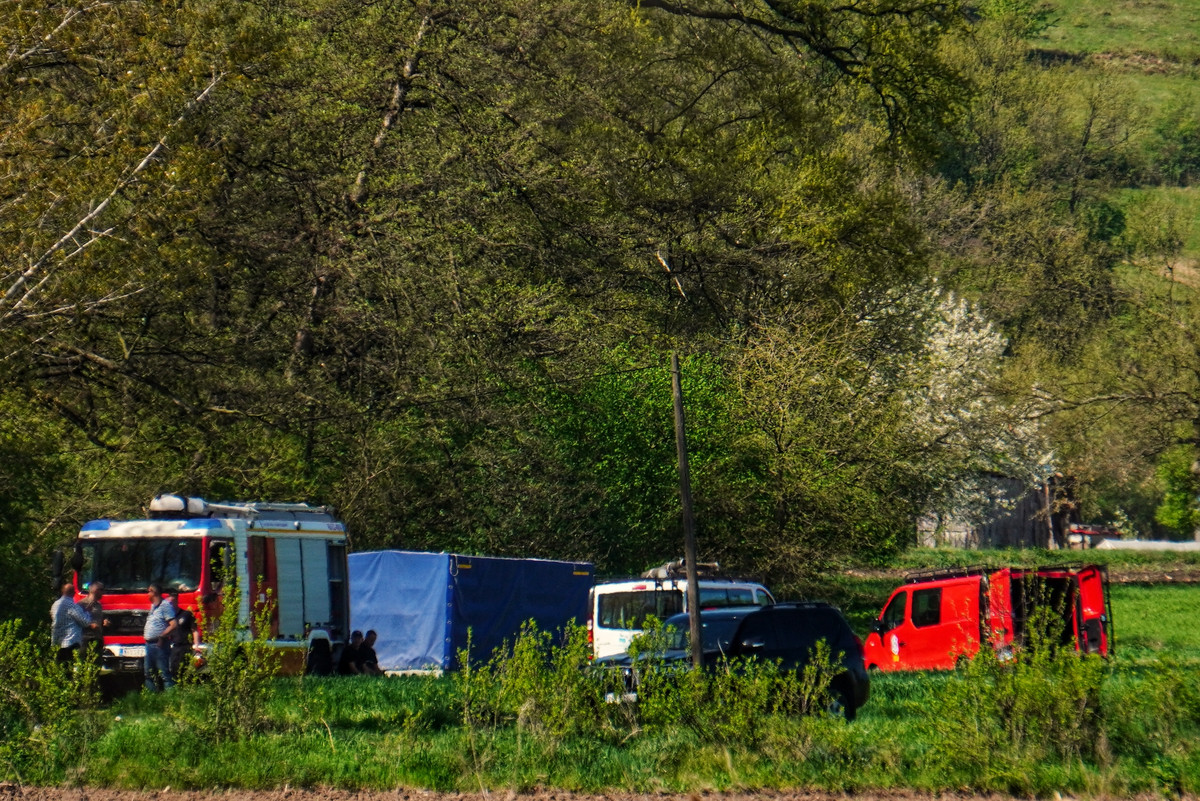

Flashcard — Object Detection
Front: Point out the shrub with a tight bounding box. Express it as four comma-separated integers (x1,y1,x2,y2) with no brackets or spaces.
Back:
927,608,1106,792
456,622,606,741
175,574,280,743
628,617,846,745
0,619,101,783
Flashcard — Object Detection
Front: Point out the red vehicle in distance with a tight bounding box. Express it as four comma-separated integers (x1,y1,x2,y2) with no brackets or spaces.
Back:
862,564,1112,672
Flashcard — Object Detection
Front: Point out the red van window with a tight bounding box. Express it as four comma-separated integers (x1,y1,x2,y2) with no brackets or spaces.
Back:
912,588,942,627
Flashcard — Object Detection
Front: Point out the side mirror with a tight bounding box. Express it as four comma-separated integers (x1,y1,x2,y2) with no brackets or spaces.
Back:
870,620,886,635
70,542,85,572
51,550,64,591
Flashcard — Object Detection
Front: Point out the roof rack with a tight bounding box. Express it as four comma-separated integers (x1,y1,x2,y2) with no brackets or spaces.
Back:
640,559,722,580
904,565,1003,583
148,494,337,523
905,562,1103,584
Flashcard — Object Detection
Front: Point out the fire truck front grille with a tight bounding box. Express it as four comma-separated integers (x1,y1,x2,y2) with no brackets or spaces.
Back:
105,610,148,637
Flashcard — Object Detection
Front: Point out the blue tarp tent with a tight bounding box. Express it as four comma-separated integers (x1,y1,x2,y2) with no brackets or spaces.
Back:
348,550,594,671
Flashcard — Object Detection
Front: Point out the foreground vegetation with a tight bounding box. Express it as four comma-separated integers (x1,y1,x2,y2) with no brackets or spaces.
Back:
78,630,1200,795
5,566,1198,796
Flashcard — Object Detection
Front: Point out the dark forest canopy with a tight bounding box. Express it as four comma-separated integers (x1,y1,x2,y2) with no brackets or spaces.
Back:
1,0,1196,622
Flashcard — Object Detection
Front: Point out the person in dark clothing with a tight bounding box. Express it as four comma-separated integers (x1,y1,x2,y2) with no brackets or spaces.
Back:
305,629,334,676
337,630,364,675
166,589,200,680
358,629,385,676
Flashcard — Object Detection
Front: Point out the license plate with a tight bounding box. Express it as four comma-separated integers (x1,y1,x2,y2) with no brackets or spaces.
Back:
123,645,145,658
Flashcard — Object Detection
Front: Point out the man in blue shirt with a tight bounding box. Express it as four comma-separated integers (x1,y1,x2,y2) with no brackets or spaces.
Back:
143,584,178,691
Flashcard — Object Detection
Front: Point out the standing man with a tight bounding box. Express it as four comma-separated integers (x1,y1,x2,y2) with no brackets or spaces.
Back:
165,588,201,680
143,583,178,691
78,582,107,665
50,582,96,665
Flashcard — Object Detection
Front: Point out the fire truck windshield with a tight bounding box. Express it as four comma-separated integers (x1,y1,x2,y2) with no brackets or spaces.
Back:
79,538,203,593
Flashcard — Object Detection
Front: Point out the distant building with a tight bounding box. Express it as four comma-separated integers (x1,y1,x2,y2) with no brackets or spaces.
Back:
918,475,1077,549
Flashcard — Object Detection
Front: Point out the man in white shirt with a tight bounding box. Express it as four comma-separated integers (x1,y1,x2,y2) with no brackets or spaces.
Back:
50,582,97,665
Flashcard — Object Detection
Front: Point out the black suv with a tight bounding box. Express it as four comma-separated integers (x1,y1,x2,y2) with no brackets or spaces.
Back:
596,601,870,720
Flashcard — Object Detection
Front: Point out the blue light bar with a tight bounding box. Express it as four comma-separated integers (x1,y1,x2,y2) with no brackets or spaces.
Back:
80,520,111,531
180,519,224,529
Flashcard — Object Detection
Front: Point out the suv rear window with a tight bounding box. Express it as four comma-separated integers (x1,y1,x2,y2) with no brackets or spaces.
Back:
598,590,684,629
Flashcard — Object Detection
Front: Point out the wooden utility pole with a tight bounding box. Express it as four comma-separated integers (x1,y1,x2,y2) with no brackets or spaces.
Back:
671,352,703,669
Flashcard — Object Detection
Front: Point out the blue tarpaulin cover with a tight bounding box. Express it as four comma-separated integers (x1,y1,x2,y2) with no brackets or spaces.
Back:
348,550,594,671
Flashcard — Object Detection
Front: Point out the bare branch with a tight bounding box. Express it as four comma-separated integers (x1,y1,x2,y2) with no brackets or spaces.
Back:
0,71,225,320
0,1,112,77
656,250,688,299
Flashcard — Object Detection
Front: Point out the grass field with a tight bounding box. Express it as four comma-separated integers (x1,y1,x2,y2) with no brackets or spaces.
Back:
1040,0,1200,58
1110,582,1200,659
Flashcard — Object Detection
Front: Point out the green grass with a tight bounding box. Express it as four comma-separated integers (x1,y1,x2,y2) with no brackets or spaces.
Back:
72,566,1200,794
1039,0,1200,59
1110,583,1200,659
43,549,1200,794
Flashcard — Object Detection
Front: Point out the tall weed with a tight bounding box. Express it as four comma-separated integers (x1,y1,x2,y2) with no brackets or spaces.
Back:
0,619,101,783
1102,655,1200,792
627,617,846,745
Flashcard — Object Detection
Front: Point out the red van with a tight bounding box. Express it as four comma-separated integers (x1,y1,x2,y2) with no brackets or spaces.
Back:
862,564,1112,671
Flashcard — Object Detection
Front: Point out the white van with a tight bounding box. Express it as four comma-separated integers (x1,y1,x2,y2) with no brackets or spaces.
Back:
588,576,775,659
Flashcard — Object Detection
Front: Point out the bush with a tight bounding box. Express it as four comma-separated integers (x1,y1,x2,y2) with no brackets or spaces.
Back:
626,617,847,745
927,608,1106,792
175,575,280,743
456,622,607,741
0,619,102,783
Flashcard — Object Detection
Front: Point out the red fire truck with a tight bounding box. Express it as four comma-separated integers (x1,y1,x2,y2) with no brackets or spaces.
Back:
862,563,1112,671
57,494,350,677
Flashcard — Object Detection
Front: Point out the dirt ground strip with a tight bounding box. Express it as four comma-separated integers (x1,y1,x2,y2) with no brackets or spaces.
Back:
6,787,1195,801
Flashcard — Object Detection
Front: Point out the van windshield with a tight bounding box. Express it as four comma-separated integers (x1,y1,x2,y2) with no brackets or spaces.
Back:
598,590,684,629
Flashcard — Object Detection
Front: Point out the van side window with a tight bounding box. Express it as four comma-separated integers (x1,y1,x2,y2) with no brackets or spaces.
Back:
881,592,907,631
727,587,755,606
912,588,942,627
699,587,756,608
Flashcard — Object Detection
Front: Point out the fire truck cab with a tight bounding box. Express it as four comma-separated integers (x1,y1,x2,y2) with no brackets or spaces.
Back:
862,563,1112,671
64,494,350,677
